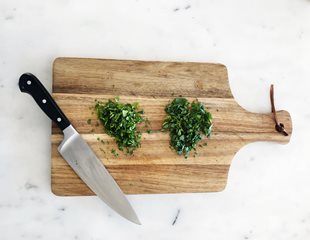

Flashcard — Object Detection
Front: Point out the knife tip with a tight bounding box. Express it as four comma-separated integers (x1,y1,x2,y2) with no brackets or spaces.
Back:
131,216,142,225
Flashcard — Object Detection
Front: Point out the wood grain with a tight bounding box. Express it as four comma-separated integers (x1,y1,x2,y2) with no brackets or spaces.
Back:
51,57,292,196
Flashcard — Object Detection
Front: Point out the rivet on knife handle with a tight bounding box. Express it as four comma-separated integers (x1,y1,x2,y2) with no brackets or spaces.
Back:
19,73,70,130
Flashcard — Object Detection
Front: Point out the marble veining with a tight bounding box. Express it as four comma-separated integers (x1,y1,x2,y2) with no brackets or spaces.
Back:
24,182,39,190
172,209,181,226
173,5,191,12
1,0,310,239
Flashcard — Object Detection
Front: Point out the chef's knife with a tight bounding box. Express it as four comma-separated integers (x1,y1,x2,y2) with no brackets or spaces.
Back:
19,73,141,225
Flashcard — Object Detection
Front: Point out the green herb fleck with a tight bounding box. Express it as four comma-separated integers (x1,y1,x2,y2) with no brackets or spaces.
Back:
143,118,153,134
126,148,134,156
97,137,100,141
95,98,145,154
111,149,119,157
144,118,151,128
162,98,212,157
87,119,92,124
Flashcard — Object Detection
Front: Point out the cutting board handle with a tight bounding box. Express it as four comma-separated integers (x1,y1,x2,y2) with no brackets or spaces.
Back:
231,108,292,145
223,84,292,145
264,109,292,144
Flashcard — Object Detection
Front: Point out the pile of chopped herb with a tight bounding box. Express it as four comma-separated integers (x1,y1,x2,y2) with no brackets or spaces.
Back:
162,98,212,158
95,98,145,154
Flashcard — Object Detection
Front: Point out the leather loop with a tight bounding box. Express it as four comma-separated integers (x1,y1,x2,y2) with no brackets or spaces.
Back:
270,84,288,136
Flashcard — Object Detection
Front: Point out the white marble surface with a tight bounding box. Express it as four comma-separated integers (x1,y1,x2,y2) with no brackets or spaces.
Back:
1,0,310,239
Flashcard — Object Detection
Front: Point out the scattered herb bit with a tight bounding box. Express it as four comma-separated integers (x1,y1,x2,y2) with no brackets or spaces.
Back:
162,98,212,157
198,144,203,148
97,137,100,141
100,140,105,144
111,149,119,157
126,148,134,156
90,128,95,133
95,122,100,127
144,118,150,128
203,142,208,146
91,111,94,115
95,98,145,154
99,147,105,153
87,119,92,125
143,118,153,133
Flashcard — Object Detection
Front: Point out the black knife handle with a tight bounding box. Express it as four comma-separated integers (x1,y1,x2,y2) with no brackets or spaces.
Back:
19,73,70,131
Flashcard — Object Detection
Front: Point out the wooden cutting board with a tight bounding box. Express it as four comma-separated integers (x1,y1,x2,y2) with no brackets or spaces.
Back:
51,57,292,196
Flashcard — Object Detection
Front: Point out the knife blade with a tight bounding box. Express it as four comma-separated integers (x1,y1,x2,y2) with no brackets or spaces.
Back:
19,73,141,225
